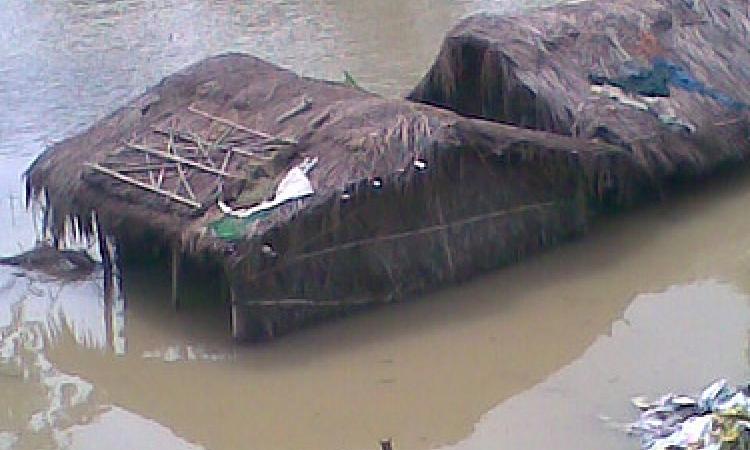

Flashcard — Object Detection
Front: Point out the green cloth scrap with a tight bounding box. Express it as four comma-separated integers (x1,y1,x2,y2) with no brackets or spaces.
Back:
209,210,271,240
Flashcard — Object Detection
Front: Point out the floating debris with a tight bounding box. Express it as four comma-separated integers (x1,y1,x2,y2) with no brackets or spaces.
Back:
627,379,750,450
141,345,230,363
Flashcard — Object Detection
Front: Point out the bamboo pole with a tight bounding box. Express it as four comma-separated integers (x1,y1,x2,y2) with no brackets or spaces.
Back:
434,192,456,279
84,163,202,208
115,164,176,173
217,146,233,195
242,298,376,307
187,105,297,144
176,163,196,200
276,96,312,123
124,142,236,178
230,287,248,341
220,148,233,172
170,141,197,201
152,128,215,148
156,163,166,188
97,222,113,300
220,147,273,160
145,154,156,185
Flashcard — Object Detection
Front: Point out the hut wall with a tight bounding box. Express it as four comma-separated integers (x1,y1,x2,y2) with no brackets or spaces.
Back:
229,148,588,340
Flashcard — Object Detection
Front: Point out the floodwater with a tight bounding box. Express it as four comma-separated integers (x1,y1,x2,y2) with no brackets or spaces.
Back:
1,1,750,450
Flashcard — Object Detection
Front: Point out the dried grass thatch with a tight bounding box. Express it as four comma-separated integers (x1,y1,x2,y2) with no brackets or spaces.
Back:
26,53,639,339
409,0,750,183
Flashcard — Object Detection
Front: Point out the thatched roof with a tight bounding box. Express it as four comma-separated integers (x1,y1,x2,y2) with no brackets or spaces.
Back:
26,53,633,263
409,0,750,181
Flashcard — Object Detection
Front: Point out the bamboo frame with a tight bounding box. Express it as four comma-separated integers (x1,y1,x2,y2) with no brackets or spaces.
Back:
84,163,202,208
124,142,236,178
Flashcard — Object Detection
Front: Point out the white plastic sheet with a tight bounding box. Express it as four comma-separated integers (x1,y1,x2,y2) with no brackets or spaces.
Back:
218,157,318,219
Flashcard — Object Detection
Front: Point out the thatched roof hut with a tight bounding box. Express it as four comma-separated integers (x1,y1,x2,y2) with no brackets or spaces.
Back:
26,54,636,339
409,0,750,183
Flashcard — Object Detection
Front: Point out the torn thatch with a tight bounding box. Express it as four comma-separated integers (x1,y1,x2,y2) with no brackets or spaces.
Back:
26,53,638,339
409,0,750,183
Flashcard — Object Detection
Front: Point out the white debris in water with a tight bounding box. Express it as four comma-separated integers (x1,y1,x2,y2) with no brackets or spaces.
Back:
142,350,162,359
0,266,192,449
141,345,231,363
186,345,197,361
114,336,126,356
627,379,750,450
28,411,48,432
0,267,100,438
162,346,182,362
35,352,52,372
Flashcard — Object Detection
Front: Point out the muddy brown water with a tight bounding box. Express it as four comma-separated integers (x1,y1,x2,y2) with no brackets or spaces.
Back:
2,1,750,450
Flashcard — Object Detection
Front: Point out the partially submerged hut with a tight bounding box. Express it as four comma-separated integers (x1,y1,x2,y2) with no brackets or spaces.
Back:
409,0,750,184
25,54,635,340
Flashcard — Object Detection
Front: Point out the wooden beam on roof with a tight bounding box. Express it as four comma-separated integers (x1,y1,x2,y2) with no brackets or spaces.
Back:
187,105,298,145
84,162,202,208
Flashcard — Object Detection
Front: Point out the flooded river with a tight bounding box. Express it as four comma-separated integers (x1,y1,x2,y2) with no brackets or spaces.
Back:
2,1,750,449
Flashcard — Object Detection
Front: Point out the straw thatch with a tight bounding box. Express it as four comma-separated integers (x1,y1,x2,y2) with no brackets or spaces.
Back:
26,53,638,339
409,0,750,183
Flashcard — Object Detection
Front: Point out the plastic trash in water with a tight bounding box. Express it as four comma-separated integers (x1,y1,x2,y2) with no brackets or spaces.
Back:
626,379,750,450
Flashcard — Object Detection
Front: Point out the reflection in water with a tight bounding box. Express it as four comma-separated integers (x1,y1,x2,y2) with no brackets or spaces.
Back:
0,266,200,450
0,266,100,448
0,268,107,349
